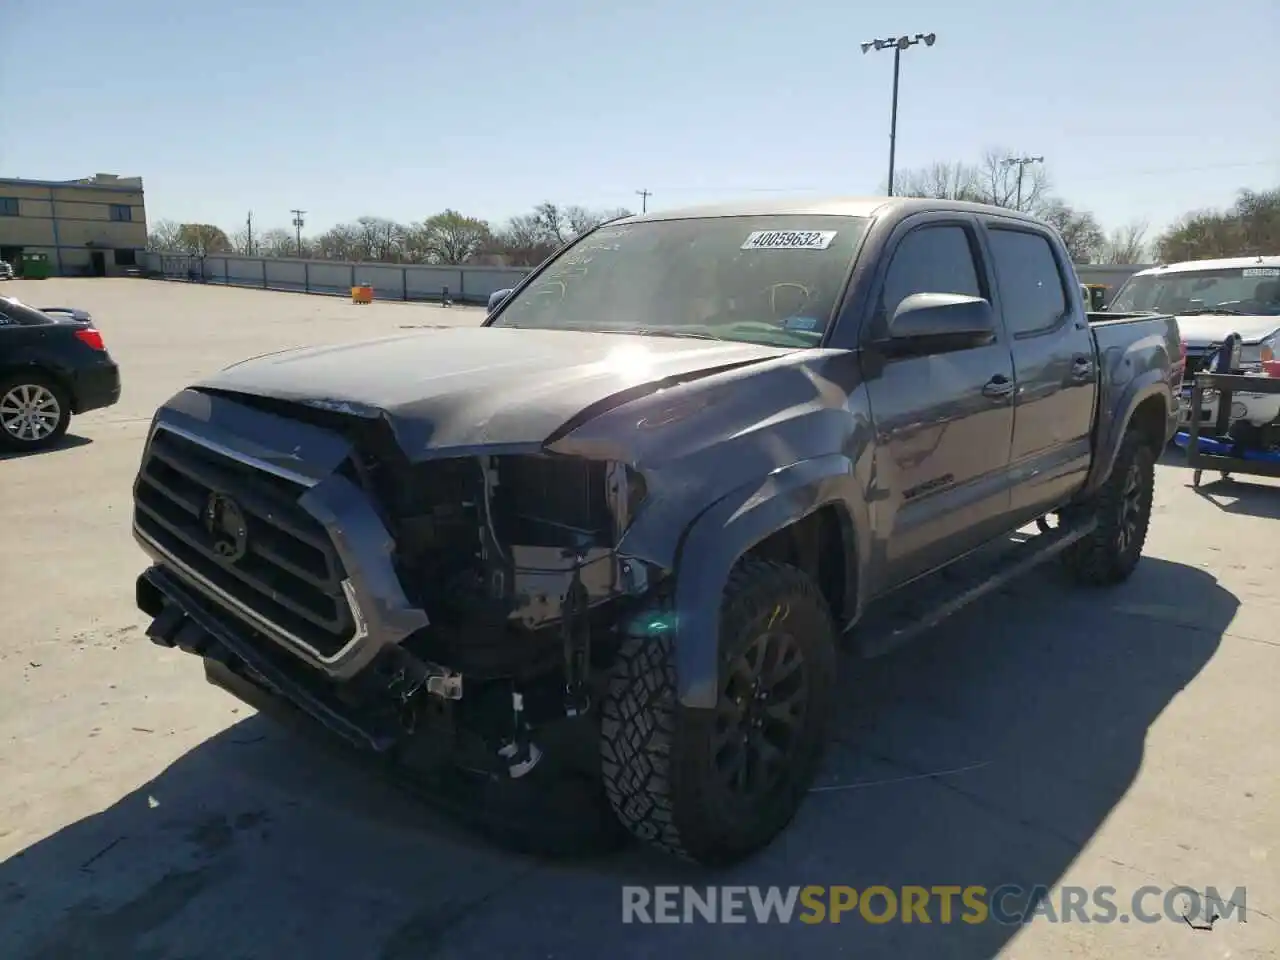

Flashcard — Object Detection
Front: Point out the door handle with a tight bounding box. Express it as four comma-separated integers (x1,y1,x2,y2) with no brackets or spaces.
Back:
982,375,1015,399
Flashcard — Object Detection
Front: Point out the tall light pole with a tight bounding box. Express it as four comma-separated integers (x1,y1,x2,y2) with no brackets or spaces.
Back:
635,189,651,214
290,209,306,257
861,32,936,197
1001,156,1043,211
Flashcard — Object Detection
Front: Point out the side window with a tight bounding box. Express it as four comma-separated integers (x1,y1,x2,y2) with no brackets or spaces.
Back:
987,228,1068,336
879,225,983,325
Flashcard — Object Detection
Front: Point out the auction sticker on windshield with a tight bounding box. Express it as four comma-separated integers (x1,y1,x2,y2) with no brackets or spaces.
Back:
742,230,837,251
1243,268,1280,277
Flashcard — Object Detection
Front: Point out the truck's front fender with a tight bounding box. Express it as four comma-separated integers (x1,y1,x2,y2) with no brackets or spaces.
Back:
668,454,862,708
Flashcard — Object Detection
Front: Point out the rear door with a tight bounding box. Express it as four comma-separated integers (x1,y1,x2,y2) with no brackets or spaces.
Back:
978,220,1097,520
857,214,1018,593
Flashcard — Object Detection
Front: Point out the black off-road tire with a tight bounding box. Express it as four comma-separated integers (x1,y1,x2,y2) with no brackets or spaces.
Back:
1061,427,1156,586
0,371,71,453
599,558,838,866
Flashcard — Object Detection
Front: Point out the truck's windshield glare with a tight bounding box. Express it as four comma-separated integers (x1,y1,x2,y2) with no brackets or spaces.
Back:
1110,267,1280,316
488,214,871,347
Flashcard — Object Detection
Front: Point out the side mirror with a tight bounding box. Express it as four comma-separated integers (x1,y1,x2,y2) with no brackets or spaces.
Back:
487,288,513,313
888,292,995,343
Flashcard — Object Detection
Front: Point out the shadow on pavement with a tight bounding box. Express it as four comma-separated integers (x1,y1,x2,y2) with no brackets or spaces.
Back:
1,558,1234,960
0,434,93,462
1190,476,1280,519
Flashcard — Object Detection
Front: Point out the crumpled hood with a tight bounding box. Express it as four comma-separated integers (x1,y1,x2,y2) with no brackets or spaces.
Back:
1174,313,1280,346
197,325,797,457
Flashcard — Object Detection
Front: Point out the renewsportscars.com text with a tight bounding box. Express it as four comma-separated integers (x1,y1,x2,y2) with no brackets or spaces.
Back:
621,885,1247,926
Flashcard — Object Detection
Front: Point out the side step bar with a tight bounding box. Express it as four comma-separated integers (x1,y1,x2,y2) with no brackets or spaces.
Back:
855,517,1097,660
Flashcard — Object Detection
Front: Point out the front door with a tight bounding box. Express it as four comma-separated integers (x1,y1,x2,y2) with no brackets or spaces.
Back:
860,217,1017,593
90,251,107,277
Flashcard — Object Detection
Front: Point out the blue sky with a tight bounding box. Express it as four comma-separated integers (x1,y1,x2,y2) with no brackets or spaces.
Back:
2,0,1276,240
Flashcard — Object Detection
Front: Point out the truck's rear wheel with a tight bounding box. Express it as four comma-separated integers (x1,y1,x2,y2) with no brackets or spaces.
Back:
1061,427,1155,585
600,558,837,866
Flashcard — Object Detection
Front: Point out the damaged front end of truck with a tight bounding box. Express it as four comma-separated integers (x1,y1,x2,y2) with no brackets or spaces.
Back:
131,380,688,790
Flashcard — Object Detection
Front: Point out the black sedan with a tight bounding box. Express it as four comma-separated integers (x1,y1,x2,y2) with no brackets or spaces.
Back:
0,297,121,452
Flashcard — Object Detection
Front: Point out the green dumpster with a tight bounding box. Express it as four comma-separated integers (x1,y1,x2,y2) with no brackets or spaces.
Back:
19,252,51,279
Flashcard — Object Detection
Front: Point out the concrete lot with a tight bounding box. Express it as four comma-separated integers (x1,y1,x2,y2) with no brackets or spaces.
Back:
1,278,1277,960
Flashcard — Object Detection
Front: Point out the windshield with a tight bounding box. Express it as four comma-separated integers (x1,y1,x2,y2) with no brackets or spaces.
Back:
488,214,871,347
1110,265,1280,316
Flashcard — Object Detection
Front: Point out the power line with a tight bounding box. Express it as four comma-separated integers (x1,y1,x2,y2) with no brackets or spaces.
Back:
635,188,652,213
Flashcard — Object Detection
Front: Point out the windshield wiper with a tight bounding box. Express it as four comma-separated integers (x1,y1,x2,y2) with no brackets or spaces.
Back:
606,327,726,341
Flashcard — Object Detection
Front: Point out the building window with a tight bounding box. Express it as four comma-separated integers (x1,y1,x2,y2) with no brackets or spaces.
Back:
109,204,133,222
113,248,138,267
0,197,18,216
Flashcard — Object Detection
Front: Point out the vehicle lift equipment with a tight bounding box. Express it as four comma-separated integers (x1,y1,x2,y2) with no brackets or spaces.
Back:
1178,333,1280,488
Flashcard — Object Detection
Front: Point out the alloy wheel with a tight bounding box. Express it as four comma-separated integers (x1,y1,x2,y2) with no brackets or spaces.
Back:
0,384,62,443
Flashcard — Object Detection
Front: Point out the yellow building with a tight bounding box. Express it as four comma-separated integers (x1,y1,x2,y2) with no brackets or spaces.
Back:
0,173,147,277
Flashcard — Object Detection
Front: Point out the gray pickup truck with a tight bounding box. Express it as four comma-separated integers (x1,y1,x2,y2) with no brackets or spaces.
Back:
131,197,1180,865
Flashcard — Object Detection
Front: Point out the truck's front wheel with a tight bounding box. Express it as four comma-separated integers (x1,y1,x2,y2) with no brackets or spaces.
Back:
600,558,837,866
1061,426,1156,585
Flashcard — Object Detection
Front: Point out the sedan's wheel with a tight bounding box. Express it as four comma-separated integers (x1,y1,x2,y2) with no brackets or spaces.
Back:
0,375,71,452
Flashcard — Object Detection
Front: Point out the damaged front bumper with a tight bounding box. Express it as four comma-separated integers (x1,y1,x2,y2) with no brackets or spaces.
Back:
130,387,666,771
138,563,462,754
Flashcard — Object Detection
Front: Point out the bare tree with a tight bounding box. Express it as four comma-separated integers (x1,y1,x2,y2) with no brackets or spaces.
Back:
563,205,633,236
354,217,405,262
1101,221,1149,264
533,202,572,246
973,148,1051,213
894,161,982,201
259,227,303,258
1040,200,1106,263
489,212,558,266
314,223,361,261
230,225,255,256
146,219,185,251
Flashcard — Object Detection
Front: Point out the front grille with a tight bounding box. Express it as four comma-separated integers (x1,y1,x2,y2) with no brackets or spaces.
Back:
133,426,355,658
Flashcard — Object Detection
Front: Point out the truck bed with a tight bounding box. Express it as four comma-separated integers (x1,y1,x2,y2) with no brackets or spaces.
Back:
1086,309,1182,472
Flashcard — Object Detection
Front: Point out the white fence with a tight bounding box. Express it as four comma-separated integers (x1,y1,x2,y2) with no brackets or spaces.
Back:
142,251,531,305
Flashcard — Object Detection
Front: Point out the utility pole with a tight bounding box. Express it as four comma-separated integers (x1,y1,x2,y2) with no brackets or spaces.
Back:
635,189,651,214
245,211,255,256
1001,156,1044,211
861,32,937,196
290,209,306,257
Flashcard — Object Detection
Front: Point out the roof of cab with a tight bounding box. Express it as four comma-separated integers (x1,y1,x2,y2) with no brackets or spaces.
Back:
617,195,1049,226
1130,254,1280,277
